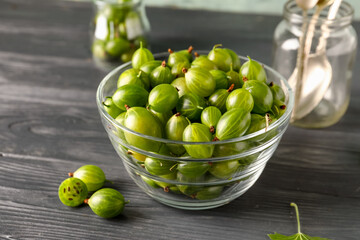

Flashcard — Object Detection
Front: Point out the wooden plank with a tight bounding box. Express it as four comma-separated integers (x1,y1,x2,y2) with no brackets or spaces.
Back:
0,0,359,239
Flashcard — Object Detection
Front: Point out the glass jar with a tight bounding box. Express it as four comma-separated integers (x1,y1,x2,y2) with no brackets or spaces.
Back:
91,0,150,70
272,0,357,128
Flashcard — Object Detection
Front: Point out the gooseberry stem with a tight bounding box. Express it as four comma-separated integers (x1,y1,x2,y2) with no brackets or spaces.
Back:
102,102,110,108
227,84,235,92
187,46,194,53
140,41,143,49
161,61,166,67
290,202,301,234
84,199,89,204
269,82,274,87
242,76,248,82
125,105,131,110
213,44,222,50
168,48,174,54
169,163,178,172
175,112,181,117
265,113,270,132
137,70,143,78
210,126,215,134
182,67,188,74
194,52,200,58
68,172,74,177
212,136,219,141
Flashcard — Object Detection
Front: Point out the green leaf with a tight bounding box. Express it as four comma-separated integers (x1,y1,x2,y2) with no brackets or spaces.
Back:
268,232,331,240
267,203,332,240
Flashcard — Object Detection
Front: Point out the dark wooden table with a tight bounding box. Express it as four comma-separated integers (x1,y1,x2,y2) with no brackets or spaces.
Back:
0,0,359,239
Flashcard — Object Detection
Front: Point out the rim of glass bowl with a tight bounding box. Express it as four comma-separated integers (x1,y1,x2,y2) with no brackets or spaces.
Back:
94,0,142,8
96,51,294,146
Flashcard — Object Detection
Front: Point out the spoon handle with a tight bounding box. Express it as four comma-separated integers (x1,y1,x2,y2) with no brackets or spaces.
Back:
292,10,309,121
316,0,342,52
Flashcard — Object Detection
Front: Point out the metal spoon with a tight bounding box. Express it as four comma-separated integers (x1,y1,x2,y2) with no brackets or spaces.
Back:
290,0,335,121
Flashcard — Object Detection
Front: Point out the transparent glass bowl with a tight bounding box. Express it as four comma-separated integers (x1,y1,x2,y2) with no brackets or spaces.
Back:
96,52,294,210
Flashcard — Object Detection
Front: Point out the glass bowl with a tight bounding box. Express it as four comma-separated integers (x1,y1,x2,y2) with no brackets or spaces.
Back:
96,52,294,210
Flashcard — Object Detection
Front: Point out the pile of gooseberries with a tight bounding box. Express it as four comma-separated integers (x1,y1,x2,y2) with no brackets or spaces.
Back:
58,165,129,218
103,43,287,200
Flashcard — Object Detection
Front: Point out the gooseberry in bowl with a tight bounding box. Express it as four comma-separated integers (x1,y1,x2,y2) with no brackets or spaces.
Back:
96,47,293,210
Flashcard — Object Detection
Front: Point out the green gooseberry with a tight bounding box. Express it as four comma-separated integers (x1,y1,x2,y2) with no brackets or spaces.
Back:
209,160,240,179
141,175,160,188
140,60,162,75
243,80,273,114
176,93,207,121
148,84,179,113
207,44,233,72
157,144,172,156
85,188,129,218
167,48,190,68
245,113,268,135
271,99,286,119
105,38,130,58
120,48,135,63
201,106,222,134
239,56,267,83
131,41,154,69
92,39,108,60
171,61,191,78
208,84,234,114
227,64,243,89
184,67,216,97
101,4,126,23
69,165,106,192
191,53,218,71
112,84,149,111
58,177,88,207
154,171,177,192
117,70,145,89
165,113,190,156
127,149,147,162
176,171,205,196
114,112,127,140
215,108,251,141
183,123,214,159
269,82,285,102
178,161,211,178
177,46,194,62
149,61,174,88
195,185,224,200
226,88,254,112
144,157,177,176
238,153,258,169
171,77,190,98
224,48,241,71
117,68,150,90
148,108,173,127
102,96,123,119
124,107,163,152
169,186,181,194
213,141,250,157
118,22,127,38
210,69,229,90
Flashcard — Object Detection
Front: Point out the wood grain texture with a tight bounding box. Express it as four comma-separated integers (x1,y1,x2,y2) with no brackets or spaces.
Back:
0,0,359,239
